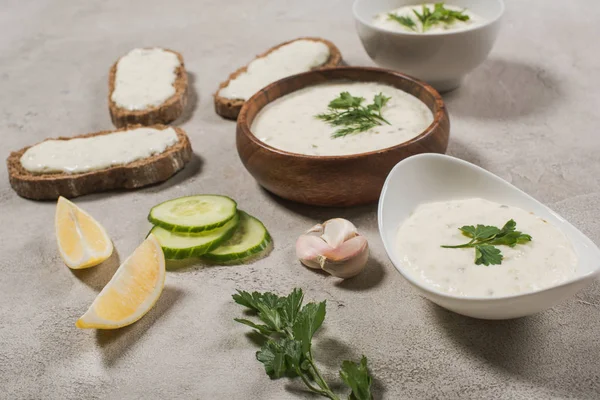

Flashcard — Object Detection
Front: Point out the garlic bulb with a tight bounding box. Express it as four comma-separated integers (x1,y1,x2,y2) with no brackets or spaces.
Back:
296,218,369,279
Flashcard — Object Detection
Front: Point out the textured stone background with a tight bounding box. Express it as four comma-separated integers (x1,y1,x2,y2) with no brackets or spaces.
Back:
1,0,599,399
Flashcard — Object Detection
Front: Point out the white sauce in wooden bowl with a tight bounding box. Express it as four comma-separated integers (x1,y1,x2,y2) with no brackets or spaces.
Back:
396,198,577,297
251,82,433,156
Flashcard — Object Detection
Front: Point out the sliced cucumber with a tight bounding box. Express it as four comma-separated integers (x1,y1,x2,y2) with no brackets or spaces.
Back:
148,195,237,233
202,211,271,263
151,212,239,259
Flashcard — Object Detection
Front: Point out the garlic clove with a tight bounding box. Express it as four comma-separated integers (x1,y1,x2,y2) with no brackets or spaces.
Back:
321,236,369,279
304,223,324,235
320,235,368,262
321,218,358,248
296,234,332,269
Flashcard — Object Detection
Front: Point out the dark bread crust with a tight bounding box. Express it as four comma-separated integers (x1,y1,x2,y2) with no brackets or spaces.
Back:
6,125,192,200
109,49,188,128
214,37,343,120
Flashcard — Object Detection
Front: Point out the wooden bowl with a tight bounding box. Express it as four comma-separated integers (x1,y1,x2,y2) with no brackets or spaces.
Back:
236,67,450,207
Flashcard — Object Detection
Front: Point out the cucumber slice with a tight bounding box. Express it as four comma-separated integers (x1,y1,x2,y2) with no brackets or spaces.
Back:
151,212,239,259
148,195,237,233
202,211,271,263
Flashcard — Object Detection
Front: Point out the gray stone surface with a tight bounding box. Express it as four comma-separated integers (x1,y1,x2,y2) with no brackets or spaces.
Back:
1,0,599,399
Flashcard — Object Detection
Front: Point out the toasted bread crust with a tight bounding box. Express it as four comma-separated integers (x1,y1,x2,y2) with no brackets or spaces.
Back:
214,37,342,120
7,125,192,200
109,49,188,128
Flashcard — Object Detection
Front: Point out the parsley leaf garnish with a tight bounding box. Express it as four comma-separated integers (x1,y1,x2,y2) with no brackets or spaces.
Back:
388,2,470,33
316,92,391,138
441,219,532,265
233,288,374,400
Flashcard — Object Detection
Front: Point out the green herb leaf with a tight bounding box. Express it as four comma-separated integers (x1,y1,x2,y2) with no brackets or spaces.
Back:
340,356,373,400
442,219,532,265
257,338,303,378
474,244,503,266
234,318,274,336
459,224,500,241
281,288,304,327
293,301,326,355
316,92,391,138
235,289,373,400
410,2,470,32
387,13,417,31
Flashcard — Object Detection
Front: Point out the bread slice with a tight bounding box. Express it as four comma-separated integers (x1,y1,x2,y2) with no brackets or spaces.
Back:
109,49,188,128
214,37,342,120
7,125,192,200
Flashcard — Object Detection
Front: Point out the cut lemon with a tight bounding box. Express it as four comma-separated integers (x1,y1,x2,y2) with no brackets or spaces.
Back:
76,234,166,329
55,196,113,269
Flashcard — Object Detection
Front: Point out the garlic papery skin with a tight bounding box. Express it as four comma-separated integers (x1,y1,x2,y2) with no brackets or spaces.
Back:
296,218,369,279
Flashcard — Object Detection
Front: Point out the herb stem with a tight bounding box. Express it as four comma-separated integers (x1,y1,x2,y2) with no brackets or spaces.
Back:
308,351,337,397
297,368,332,398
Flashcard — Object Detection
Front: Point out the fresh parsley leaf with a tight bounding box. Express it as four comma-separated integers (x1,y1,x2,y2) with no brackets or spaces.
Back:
257,338,302,378
281,288,304,327
234,289,374,399
442,220,532,265
340,356,373,400
459,224,500,241
234,318,274,336
316,92,391,138
474,244,503,266
293,301,326,355
387,13,417,31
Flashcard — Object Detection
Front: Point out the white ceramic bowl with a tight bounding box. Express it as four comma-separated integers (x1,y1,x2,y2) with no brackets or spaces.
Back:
378,154,600,319
353,0,504,91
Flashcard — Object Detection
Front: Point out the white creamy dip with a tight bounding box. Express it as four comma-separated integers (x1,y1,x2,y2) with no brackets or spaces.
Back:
111,48,180,110
219,40,330,101
251,82,433,156
373,4,484,34
395,198,577,297
20,127,179,174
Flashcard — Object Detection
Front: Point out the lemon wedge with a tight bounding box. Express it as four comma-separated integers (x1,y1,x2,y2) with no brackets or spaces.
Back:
76,234,166,329
55,196,113,269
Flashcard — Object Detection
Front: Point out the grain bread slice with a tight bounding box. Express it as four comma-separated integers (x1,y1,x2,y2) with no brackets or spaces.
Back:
7,125,192,200
109,49,188,128
214,37,342,120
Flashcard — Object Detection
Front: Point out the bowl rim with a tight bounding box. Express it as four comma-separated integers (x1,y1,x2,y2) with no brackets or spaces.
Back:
237,66,447,160
352,0,505,37
377,153,600,303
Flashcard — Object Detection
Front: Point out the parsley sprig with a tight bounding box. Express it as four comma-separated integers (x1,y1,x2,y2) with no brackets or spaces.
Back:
441,219,532,266
316,92,391,138
388,2,470,33
233,288,373,400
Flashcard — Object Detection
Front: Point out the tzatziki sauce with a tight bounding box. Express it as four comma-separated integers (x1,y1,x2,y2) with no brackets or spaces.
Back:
395,198,577,297
20,127,179,174
373,4,484,34
251,82,433,156
111,48,180,110
219,40,330,101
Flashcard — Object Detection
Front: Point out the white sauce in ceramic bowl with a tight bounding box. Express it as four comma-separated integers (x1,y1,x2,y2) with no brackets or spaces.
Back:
251,82,433,156
395,198,577,297
373,3,485,34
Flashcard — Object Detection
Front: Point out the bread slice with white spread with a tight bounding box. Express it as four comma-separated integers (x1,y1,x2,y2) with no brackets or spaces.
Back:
214,37,342,120
109,48,188,128
7,125,192,200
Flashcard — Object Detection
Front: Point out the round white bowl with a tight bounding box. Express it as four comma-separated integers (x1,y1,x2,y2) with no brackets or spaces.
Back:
353,0,505,91
378,154,600,320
